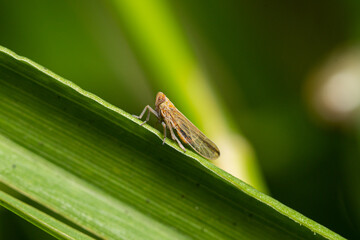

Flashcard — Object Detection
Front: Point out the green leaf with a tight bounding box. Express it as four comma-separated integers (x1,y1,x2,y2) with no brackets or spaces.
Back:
0,45,345,239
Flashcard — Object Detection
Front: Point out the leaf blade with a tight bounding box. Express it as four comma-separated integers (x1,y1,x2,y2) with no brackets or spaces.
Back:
0,45,345,240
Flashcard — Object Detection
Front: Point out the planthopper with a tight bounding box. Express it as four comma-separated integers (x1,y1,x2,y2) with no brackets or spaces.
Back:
133,92,220,160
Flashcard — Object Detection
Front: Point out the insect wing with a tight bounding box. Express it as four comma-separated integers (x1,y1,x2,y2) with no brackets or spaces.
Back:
170,109,220,160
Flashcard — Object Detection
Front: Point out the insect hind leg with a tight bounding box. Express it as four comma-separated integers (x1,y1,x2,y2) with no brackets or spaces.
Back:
166,121,186,152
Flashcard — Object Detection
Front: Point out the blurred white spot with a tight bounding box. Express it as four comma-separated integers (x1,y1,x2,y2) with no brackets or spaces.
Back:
309,46,360,123
321,71,360,113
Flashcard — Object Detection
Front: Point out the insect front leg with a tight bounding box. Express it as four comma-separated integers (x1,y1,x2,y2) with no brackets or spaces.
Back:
166,121,186,152
133,105,159,126
161,122,167,145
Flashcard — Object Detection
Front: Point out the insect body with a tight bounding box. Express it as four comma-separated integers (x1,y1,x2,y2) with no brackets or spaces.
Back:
133,92,220,160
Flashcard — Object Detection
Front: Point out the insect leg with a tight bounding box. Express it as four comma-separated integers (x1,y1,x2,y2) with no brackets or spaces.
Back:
132,105,159,126
166,121,186,152
161,122,167,144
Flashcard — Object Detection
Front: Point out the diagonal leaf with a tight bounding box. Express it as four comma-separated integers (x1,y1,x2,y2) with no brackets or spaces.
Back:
0,45,345,239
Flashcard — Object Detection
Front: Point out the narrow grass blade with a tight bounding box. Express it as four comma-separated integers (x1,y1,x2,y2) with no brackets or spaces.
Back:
0,45,345,239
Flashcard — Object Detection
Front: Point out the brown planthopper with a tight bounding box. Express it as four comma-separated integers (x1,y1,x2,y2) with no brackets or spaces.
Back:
133,92,220,160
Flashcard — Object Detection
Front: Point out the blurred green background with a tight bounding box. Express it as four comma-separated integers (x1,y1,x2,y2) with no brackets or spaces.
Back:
0,0,360,239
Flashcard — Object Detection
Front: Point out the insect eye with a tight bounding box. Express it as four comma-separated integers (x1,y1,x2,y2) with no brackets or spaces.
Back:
155,92,166,106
